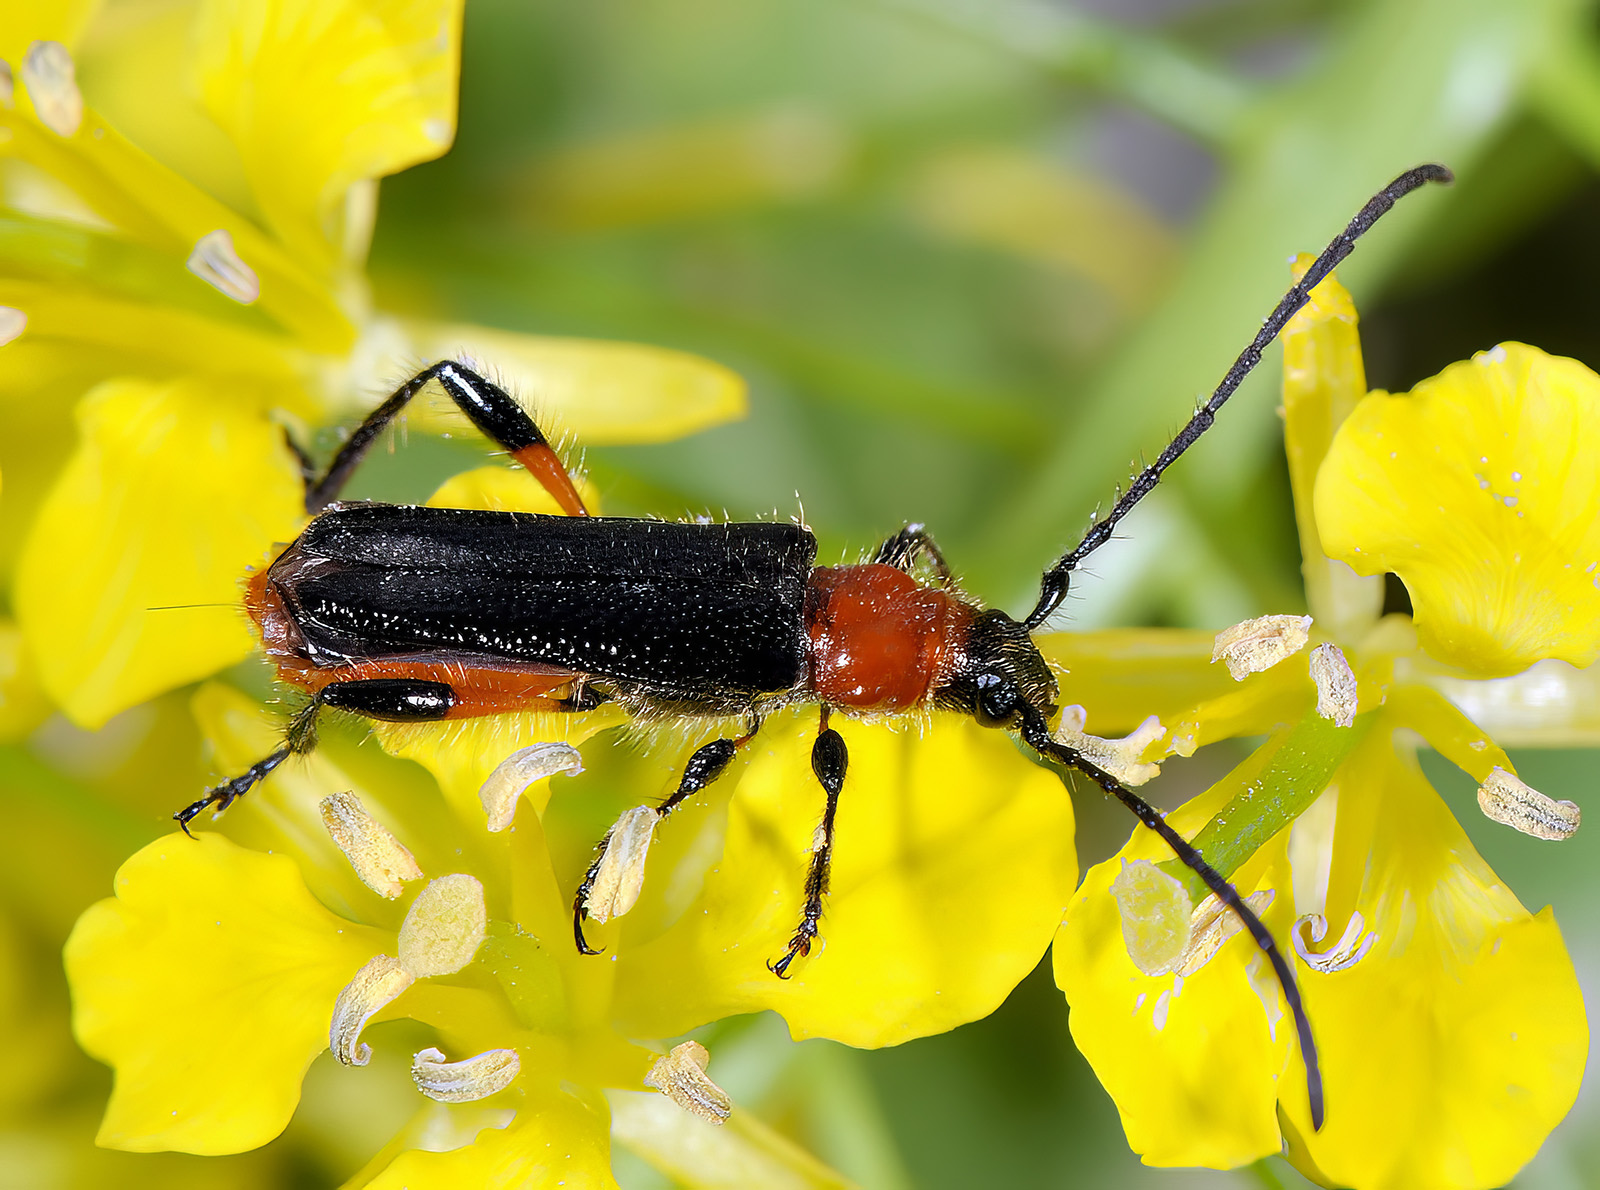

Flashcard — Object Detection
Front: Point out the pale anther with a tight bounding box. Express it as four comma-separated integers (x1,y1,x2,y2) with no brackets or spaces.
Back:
1110,859,1193,976
0,307,25,347
479,741,584,832
411,1046,521,1103
1309,642,1358,727
644,1040,731,1125
187,229,261,304
21,42,81,137
398,874,487,977
584,805,660,924
1477,767,1580,840
1176,890,1275,977
330,954,415,1065
1055,707,1165,786
1293,911,1377,973
320,792,424,898
0,60,13,108
1212,614,1312,681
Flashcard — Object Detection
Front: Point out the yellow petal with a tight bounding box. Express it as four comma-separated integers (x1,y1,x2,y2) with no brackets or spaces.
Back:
15,377,304,728
373,708,627,826
612,709,1076,1048
1315,343,1600,676
425,464,601,518
357,1087,616,1190
1039,628,1235,735
0,100,354,350
1281,729,1587,1189
193,0,464,268
1053,768,1296,1168
611,1089,855,1190
402,320,748,444
63,832,383,1153
1279,257,1384,634
0,1,98,69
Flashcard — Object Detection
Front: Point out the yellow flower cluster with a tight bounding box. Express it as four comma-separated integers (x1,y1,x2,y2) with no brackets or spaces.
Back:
6,2,1594,1186
1051,263,1590,1188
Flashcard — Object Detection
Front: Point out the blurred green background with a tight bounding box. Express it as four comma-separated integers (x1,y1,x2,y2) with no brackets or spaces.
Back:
9,0,1600,1186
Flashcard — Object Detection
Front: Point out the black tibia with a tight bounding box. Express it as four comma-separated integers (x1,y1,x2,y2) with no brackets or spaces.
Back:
573,733,745,956
770,721,848,979
873,523,952,586
175,678,456,834
303,360,557,514
1024,164,1453,630
174,699,321,835
1016,706,1325,1131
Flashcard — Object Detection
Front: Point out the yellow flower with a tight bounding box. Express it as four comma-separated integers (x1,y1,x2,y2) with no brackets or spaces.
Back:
1052,261,1588,1189
65,681,854,1185
0,0,742,731
1317,342,1600,677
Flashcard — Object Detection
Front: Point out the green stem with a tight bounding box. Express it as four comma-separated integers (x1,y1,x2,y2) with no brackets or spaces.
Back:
1157,708,1371,901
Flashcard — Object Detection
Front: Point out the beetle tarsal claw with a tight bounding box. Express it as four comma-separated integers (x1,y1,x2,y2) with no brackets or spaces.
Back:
411,1046,521,1103
479,742,585,832
644,1040,732,1125
1477,767,1580,840
320,791,424,898
398,873,488,977
330,954,415,1066
1212,614,1313,680
1054,707,1165,786
584,805,660,924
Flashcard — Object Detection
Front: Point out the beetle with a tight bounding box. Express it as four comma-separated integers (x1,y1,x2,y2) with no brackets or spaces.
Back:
177,164,1454,1130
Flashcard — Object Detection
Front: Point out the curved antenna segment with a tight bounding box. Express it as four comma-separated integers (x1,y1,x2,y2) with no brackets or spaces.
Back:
1023,163,1453,630
1018,706,1325,1130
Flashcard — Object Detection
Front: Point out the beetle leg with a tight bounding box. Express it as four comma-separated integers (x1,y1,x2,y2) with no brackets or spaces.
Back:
873,523,952,587
173,699,321,834
572,723,755,955
304,360,588,517
174,678,456,833
769,714,847,978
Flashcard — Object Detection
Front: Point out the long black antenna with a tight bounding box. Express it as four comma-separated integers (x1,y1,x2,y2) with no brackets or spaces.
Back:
1017,707,1324,1129
1023,163,1453,630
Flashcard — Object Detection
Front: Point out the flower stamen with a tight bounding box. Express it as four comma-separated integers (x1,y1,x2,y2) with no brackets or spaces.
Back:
1309,642,1358,727
1212,614,1313,680
320,792,424,898
330,954,415,1066
186,230,261,305
584,805,659,924
1109,859,1193,976
1176,889,1275,977
1055,708,1165,786
1293,911,1377,973
644,1041,731,1125
21,42,81,137
0,307,25,347
398,874,488,977
1476,767,1580,840
478,741,584,832
411,1046,521,1103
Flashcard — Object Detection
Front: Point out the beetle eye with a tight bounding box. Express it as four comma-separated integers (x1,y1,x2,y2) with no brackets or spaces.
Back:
973,672,1019,728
